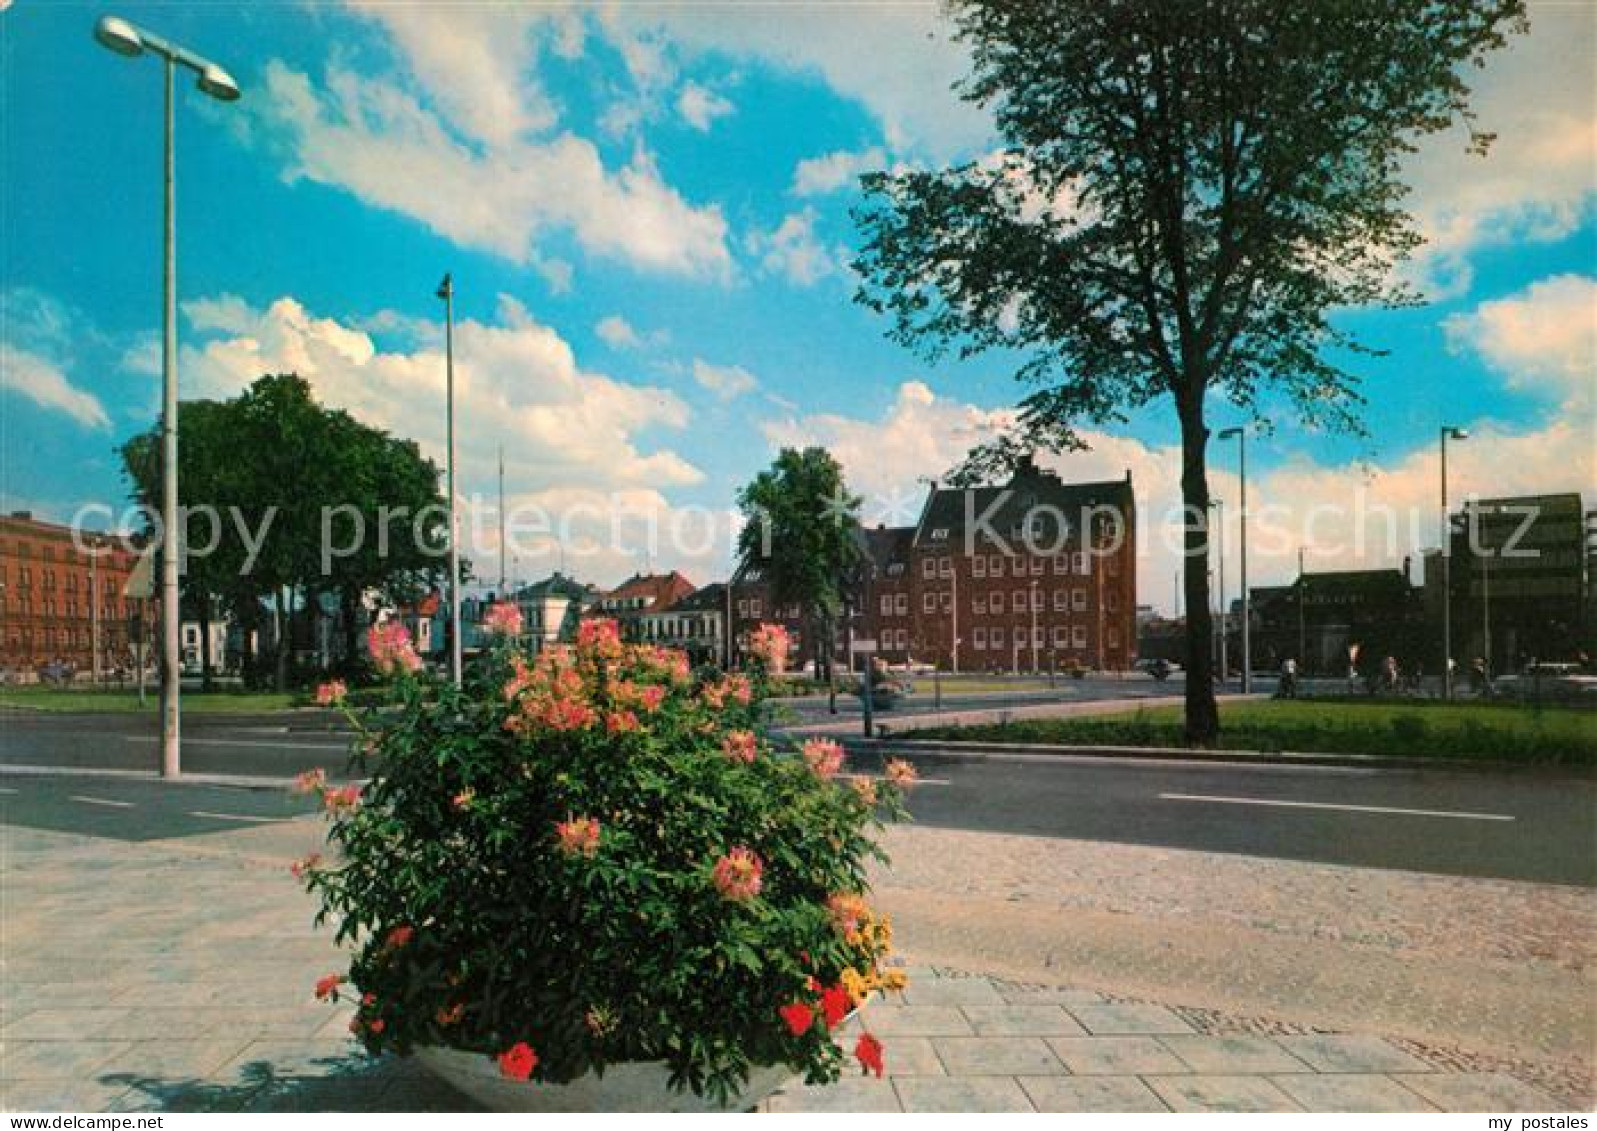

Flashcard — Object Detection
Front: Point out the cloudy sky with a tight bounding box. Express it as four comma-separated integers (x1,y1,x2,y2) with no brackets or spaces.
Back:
2,1,1592,610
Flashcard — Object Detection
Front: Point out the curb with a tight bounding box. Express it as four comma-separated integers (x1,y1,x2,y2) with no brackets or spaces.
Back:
838,737,1592,776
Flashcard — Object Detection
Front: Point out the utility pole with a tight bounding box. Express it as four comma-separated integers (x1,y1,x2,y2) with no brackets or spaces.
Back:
90,545,101,686
1219,427,1250,691
1029,578,1039,673
1211,499,1226,686
1297,547,1307,672
497,445,506,596
437,273,462,687
1439,426,1469,698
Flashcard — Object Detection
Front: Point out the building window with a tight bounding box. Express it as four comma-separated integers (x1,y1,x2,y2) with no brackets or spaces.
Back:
938,556,952,578
736,599,748,616
1012,589,1026,611
940,591,952,612
973,627,987,649
1072,589,1087,611
1075,551,1091,575
922,557,936,579
1029,557,1044,576
1032,588,1044,612
880,594,893,616
973,556,986,578
973,595,987,615
1053,554,1068,575
1033,627,1045,647
992,627,1005,648
895,593,908,615
990,555,1004,577
1052,626,1068,647
750,599,762,617
991,592,1005,614
923,592,936,613
1073,625,1087,648
1053,589,1068,611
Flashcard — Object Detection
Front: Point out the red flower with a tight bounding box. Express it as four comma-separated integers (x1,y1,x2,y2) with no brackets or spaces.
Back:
367,1018,386,1035
385,925,415,950
779,1002,815,1037
313,974,343,1001
854,1032,884,1077
820,983,851,1029
498,1041,539,1081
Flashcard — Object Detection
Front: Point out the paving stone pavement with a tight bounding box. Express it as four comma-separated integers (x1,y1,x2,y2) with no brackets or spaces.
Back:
0,787,1581,1113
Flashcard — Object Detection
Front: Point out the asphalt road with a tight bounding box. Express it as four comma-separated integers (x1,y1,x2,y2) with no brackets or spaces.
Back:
4,707,1592,887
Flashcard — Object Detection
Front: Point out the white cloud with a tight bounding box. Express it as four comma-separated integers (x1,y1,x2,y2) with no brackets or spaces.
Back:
676,81,735,132
179,292,702,495
1443,274,1596,410
692,359,758,400
596,315,642,349
1403,7,1597,296
0,343,111,430
747,208,847,286
791,146,886,196
256,57,732,281
763,380,1592,615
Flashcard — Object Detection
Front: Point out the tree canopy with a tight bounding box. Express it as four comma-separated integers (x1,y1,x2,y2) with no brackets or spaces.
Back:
853,0,1525,740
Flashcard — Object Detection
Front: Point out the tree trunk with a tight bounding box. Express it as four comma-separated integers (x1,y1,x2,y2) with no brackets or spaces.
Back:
1178,396,1220,745
198,596,214,692
341,587,360,673
273,589,289,694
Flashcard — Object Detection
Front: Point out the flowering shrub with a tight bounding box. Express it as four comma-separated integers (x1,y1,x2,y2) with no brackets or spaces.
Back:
297,618,914,1104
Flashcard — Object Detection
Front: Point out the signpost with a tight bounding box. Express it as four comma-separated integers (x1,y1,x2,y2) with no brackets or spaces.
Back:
851,638,877,738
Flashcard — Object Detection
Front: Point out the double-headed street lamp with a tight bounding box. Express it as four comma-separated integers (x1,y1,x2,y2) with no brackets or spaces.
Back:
1440,425,1469,699
1217,427,1250,692
95,16,240,778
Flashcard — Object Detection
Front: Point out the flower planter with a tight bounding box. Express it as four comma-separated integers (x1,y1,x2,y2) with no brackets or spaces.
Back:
415,1047,798,1112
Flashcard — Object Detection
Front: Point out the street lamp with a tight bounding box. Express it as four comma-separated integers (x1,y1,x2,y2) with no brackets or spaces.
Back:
1217,427,1250,692
1209,499,1226,687
95,15,240,778
1440,425,1469,698
436,274,462,688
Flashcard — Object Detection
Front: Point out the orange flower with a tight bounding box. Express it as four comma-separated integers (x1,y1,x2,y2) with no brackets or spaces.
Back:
323,784,361,814
884,758,919,788
722,730,757,764
556,816,602,857
605,709,640,734
436,1002,465,1027
313,974,343,1001
497,1041,539,1081
314,680,347,707
802,738,844,779
290,852,322,880
850,777,878,805
291,767,327,795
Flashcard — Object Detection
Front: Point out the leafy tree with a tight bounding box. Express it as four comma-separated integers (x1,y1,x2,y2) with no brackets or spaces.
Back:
854,0,1525,742
736,448,863,687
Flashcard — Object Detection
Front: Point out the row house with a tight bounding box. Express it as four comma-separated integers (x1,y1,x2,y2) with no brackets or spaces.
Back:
589,571,695,642
639,581,727,667
0,511,155,679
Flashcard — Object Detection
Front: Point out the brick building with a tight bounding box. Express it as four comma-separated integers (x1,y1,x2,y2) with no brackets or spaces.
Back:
0,511,154,679
728,462,1139,674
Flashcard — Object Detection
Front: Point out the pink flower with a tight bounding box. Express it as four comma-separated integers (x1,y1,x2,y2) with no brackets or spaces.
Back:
291,768,327,795
323,784,362,814
884,758,919,789
605,709,640,734
290,852,322,880
556,816,602,857
712,846,764,902
498,1041,539,1081
452,788,475,812
482,601,524,637
314,680,347,707
577,618,623,657
748,623,790,674
367,621,423,676
802,738,845,779
722,730,757,765
636,684,667,712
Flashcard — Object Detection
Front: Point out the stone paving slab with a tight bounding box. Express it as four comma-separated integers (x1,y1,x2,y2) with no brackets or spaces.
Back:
1045,1035,1189,1076
894,1076,1034,1112
1068,1002,1196,1036
1144,1074,1302,1113
1269,1073,1440,1112
1157,1034,1313,1074
1019,1074,1170,1112
1276,1033,1436,1075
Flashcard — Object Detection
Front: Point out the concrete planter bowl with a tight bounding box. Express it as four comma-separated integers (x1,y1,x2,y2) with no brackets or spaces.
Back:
415,1047,799,1112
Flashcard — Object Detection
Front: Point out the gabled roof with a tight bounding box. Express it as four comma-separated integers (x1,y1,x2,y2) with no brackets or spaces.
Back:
863,525,915,567
515,572,594,602
912,461,1134,549
600,571,695,611
662,582,726,614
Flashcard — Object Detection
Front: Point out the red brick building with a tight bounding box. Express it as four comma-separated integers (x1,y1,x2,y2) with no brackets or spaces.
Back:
0,512,154,679
728,463,1138,674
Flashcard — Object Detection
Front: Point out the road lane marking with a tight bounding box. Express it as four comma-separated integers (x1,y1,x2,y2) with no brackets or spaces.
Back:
188,810,293,824
122,734,349,750
69,795,135,808
983,753,1377,774
1158,792,1514,821
0,787,17,794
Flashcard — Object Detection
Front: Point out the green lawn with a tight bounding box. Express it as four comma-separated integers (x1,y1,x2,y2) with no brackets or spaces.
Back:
911,698,1597,765
0,686,305,714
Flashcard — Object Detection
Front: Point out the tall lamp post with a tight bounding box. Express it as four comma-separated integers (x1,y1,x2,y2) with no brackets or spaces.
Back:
1440,425,1469,699
1217,427,1250,692
436,274,462,687
1209,499,1226,687
95,16,239,778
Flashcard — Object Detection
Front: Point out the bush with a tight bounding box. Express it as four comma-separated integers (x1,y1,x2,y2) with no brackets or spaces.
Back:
295,617,915,1104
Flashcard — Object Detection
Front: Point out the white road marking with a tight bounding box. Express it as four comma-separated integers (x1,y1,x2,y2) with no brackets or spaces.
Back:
984,752,1378,774
840,772,951,786
188,810,293,824
0,787,18,794
69,794,135,808
1159,792,1514,821
124,736,349,751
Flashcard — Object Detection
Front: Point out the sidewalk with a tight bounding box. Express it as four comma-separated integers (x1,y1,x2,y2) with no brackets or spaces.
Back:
0,780,1572,1113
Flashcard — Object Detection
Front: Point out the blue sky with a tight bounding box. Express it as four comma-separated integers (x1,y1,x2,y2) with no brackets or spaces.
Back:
2,2,1592,608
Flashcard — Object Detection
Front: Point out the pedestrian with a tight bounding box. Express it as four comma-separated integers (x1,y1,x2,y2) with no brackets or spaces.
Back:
1279,656,1298,699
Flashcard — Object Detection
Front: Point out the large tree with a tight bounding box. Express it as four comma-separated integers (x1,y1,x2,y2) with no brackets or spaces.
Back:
736,447,864,688
853,0,1525,742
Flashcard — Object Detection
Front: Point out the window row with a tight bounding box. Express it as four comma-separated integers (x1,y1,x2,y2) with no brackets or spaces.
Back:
916,588,1119,614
